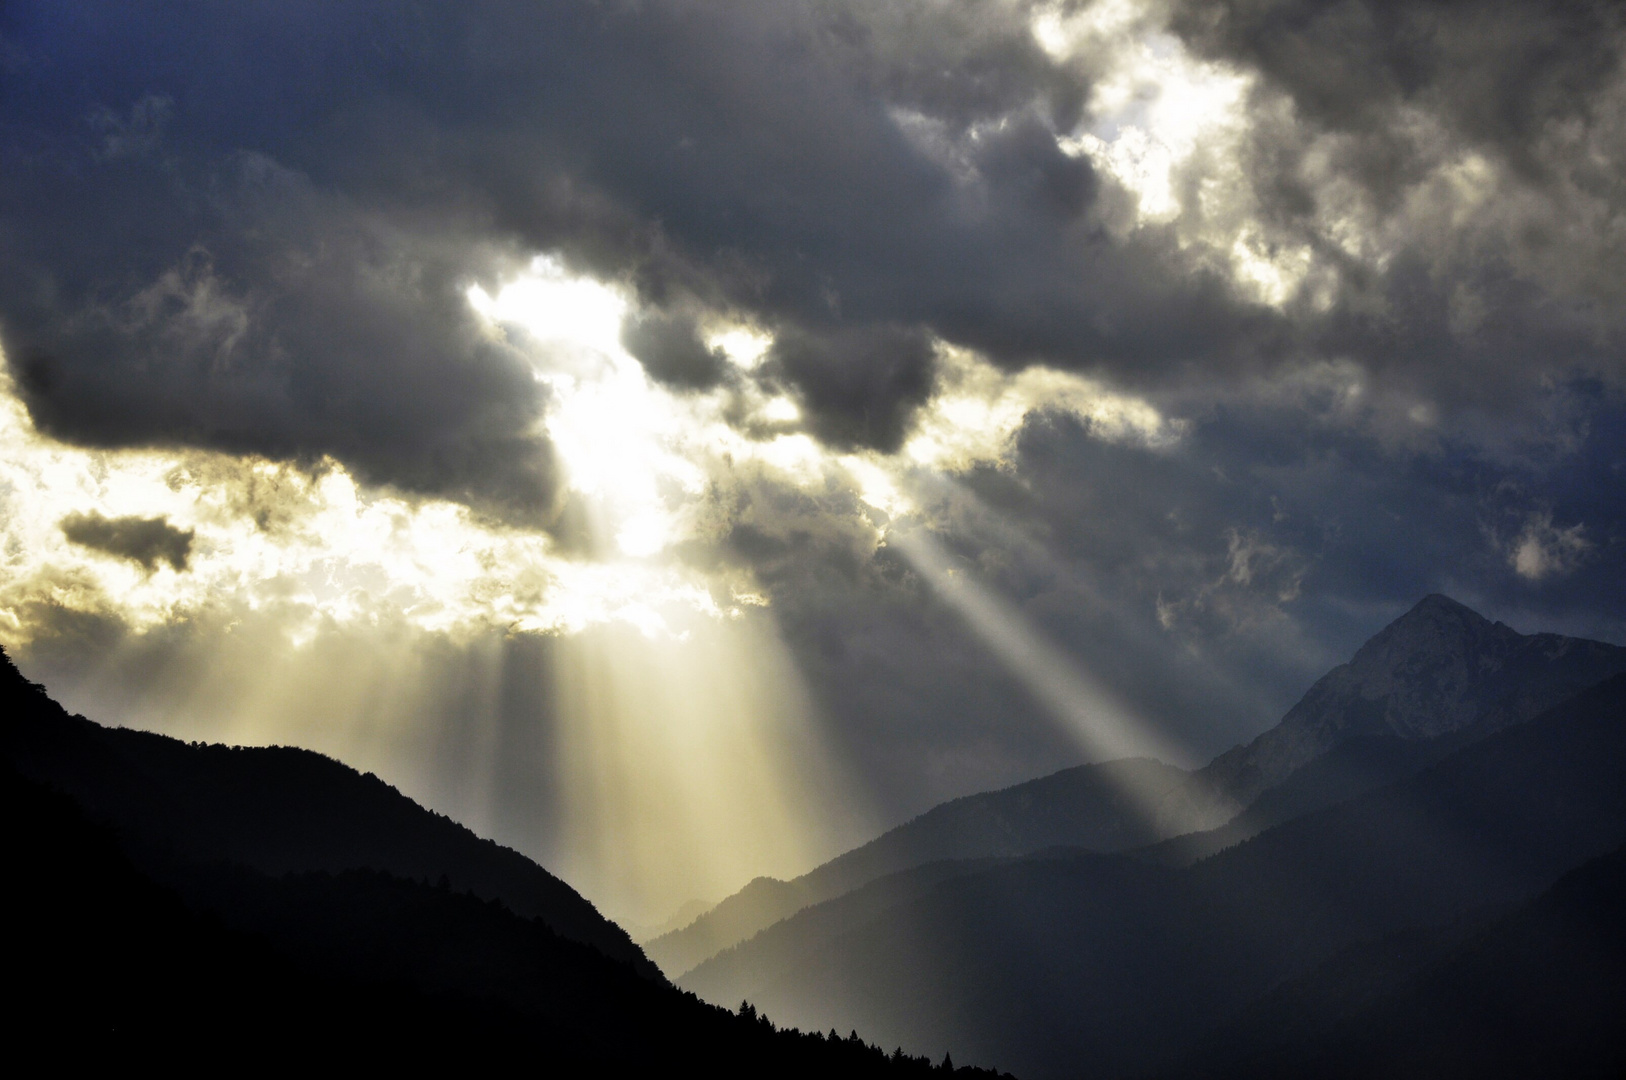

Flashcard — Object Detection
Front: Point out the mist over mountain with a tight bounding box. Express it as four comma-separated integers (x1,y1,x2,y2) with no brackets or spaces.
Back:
675,601,1626,1077
657,594,1626,976
672,854,1029,994
649,756,1189,975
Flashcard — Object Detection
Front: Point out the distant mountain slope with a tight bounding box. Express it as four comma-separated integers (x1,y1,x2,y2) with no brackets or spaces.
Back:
685,854,1025,1000
682,675,1626,1079
1200,593,1626,806
656,595,1626,976
0,648,653,976
1155,843,1626,1080
626,896,716,944
1141,732,1465,867
647,757,1189,975
1148,596,1626,866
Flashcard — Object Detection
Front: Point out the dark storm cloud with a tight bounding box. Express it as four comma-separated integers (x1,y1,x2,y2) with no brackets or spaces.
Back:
767,326,937,452
1165,0,1626,404
4,0,1625,824
946,376,1626,713
2,0,1623,495
620,310,731,392
1169,0,1625,178
0,117,556,518
0,0,1295,492
60,511,194,571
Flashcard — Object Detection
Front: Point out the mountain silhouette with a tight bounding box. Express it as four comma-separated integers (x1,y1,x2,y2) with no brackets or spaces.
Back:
1,648,653,975
655,595,1626,976
2,647,1013,1076
681,673,1626,1078
1152,841,1626,1079
649,757,1189,975
10,595,1623,1074
1201,593,1626,805
1140,595,1626,865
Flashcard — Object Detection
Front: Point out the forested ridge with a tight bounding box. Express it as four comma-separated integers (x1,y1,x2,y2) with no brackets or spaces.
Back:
2,647,1009,1076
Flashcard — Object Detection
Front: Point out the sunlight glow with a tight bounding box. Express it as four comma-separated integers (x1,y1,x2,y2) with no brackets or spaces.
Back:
2,262,1187,656
1032,2,1337,310
470,259,708,559
1045,0,1251,224
550,612,860,930
843,455,914,519
2,251,1198,926
0,366,721,645
706,325,774,370
467,254,626,357
0,345,865,923
891,527,1189,769
1230,230,1316,308
761,396,801,422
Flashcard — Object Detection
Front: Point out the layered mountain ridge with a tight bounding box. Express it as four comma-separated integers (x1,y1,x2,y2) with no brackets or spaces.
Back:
654,594,1626,977
9,593,1623,1074
1149,840,1626,1079
648,756,1190,975
682,673,1626,1078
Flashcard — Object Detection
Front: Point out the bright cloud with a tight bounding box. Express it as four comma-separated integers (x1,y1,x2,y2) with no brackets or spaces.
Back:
906,346,1185,471
0,363,724,646
1,252,1191,659
1510,513,1593,582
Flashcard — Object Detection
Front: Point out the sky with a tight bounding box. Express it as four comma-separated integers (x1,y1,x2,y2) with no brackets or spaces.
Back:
2,0,1624,926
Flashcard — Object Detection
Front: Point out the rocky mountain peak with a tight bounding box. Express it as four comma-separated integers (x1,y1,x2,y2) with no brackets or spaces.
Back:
1199,596,1626,806
1347,595,1509,676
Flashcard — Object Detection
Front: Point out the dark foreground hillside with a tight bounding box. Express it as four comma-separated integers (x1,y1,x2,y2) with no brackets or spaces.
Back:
1,649,1010,1076
3,651,652,975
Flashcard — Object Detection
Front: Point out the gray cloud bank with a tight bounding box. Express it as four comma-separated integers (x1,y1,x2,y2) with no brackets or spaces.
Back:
1167,0,1626,401
8,0,1620,495
4,0,1626,824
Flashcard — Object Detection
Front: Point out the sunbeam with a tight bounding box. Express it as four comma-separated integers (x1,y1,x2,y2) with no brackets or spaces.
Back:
549,609,861,927
889,527,1190,771
4,2,1624,1072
